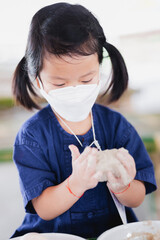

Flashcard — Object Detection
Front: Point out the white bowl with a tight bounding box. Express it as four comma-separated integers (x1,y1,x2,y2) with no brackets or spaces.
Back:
12,232,85,240
98,221,160,240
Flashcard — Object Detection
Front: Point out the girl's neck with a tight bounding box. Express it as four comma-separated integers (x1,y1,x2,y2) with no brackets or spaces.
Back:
54,110,92,135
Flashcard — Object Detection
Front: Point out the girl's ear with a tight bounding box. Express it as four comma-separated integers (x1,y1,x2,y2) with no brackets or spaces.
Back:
36,78,40,89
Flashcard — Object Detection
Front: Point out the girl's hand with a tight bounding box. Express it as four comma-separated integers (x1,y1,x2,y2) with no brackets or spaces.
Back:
106,149,136,193
69,145,101,194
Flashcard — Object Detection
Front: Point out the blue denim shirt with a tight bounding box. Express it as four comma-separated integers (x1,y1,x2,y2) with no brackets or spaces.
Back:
11,104,157,239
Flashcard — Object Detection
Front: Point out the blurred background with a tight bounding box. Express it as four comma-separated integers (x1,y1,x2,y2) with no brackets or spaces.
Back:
0,0,160,239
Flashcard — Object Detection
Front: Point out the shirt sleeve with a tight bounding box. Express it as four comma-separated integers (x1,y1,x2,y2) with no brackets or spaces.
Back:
114,115,157,195
13,129,57,214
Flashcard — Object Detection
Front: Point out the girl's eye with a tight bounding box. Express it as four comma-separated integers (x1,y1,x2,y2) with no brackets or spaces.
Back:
82,79,92,83
54,83,65,87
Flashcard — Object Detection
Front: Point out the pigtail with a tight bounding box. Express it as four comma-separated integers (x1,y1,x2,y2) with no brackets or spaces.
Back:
103,42,128,102
12,57,40,110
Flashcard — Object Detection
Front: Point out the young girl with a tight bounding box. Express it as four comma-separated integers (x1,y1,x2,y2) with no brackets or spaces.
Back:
11,2,157,239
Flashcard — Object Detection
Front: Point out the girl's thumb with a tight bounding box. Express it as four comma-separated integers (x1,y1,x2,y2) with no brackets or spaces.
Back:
69,145,80,161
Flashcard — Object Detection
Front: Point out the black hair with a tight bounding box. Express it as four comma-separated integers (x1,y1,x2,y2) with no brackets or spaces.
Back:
12,2,128,109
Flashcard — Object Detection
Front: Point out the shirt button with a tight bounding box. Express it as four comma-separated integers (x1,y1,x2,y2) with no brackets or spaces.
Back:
87,212,94,219
82,138,84,143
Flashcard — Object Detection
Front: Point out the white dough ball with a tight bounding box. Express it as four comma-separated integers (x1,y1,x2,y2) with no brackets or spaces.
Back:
95,148,131,185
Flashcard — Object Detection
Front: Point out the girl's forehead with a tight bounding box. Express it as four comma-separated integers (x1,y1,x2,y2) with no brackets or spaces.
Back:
41,53,99,75
44,53,98,65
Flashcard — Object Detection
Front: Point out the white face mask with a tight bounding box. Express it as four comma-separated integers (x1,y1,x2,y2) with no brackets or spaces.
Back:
37,77,101,122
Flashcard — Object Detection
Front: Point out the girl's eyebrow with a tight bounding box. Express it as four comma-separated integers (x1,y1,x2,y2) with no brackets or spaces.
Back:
80,70,96,78
51,70,96,80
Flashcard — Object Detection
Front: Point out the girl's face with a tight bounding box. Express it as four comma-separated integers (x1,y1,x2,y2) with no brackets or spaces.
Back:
39,53,100,93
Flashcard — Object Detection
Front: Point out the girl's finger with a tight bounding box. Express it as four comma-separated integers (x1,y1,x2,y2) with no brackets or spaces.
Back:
87,149,98,167
93,171,103,181
78,146,92,163
86,156,97,173
69,145,80,161
119,147,128,153
116,152,136,179
91,147,98,155
116,151,135,171
106,171,117,183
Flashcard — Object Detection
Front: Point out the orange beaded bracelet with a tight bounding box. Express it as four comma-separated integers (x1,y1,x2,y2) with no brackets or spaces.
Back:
66,176,84,198
110,183,131,195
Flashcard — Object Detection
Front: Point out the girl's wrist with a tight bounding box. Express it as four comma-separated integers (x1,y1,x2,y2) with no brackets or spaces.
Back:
109,183,131,195
67,174,85,198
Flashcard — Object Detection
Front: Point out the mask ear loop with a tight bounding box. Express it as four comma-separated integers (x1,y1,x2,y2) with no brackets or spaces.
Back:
52,109,84,148
89,110,102,151
36,75,102,151
88,69,102,151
